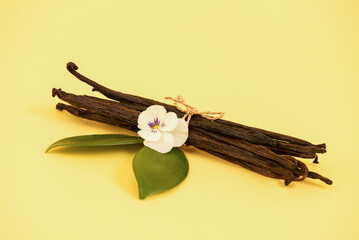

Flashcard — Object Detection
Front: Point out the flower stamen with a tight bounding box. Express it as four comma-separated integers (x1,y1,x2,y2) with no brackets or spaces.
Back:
148,117,161,129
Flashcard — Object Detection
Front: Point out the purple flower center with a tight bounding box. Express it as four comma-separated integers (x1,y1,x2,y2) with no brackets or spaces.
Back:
148,117,165,130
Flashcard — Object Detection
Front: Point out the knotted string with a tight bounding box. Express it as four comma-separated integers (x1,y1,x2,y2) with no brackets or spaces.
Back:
165,95,225,124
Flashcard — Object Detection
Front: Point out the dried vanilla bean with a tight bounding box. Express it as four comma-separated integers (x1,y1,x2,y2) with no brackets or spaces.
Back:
51,62,332,186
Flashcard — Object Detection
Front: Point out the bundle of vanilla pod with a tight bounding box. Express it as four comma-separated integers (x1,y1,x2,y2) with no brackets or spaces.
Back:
52,62,332,186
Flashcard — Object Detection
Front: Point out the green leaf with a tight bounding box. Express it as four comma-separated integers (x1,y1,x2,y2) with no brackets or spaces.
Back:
46,134,143,152
132,146,189,200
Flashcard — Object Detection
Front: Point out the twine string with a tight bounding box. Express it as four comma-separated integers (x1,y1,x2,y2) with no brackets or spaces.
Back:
165,95,225,124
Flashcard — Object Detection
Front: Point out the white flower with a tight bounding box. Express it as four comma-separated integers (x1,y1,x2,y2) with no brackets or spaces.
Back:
137,105,189,153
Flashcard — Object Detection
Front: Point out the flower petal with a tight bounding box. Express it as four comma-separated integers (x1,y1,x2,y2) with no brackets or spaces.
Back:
159,112,178,132
171,118,189,147
138,129,161,142
144,132,174,153
146,105,167,123
137,111,153,130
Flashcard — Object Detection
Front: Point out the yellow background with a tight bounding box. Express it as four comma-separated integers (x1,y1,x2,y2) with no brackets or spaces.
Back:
1,0,358,239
